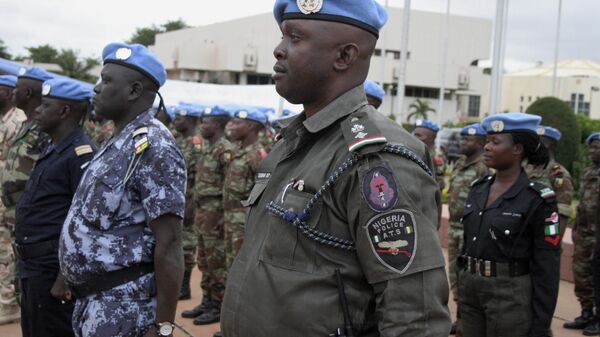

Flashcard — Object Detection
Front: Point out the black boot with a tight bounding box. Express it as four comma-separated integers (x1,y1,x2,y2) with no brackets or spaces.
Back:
181,296,212,319
193,302,221,325
583,319,600,336
564,309,594,329
178,270,192,300
449,321,456,335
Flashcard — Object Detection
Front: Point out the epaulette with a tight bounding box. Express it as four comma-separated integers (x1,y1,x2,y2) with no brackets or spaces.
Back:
471,175,492,187
529,181,556,200
133,126,149,155
341,110,387,153
74,144,93,157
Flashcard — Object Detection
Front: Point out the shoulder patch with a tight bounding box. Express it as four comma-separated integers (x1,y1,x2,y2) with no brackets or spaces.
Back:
360,166,399,212
133,126,150,155
529,181,556,199
365,209,417,274
74,144,93,156
133,126,148,137
342,111,387,153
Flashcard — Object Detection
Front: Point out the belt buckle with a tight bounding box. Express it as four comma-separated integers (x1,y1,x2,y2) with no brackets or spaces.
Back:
483,260,492,277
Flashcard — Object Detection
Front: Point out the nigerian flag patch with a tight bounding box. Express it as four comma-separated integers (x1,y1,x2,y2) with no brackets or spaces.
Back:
545,223,559,236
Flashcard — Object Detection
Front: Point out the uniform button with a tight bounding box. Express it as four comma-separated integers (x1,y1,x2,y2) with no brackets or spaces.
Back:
24,236,28,241
472,237,477,241
504,229,510,235
478,212,482,216
529,183,534,186
466,204,471,208
487,176,492,180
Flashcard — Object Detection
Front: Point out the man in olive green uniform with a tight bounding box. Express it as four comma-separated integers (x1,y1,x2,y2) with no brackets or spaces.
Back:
221,1,451,336
525,126,573,239
0,68,52,323
413,119,446,191
181,107,232,326
0,75,26,324
563,133,600,330
172,106,202,300
446,123,489,333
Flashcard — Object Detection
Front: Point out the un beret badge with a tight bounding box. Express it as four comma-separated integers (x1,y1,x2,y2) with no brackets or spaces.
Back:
204,107,212,115
297,0,323,14
42,84,51,96
18,67,27,76
115,47,132,60
491,120,504,132
536,127,545,135
179,109,188,116
467,128,476,135
238,110,248,119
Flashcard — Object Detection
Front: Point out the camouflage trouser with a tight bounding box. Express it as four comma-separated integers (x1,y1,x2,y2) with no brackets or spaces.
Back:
224,208,246,269
573,226,596,310
72,273,156,337
0,218,17,309
195,197,226,303
447,222,463,302
182,209,197,272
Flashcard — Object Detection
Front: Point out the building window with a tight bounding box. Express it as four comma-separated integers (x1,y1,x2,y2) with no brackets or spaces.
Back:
520,96,524,102
468,95,480,117
405,86,439,99
246,74,274,85
570,93,588,115
528,96,532,102
374,49,382,56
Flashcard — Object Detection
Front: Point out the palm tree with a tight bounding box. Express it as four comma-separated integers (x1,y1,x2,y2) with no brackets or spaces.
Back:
406,98,436,122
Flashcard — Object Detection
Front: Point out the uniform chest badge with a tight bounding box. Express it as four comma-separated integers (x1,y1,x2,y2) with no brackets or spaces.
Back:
365,209,417,274
297,0,323,14
361,166,398,212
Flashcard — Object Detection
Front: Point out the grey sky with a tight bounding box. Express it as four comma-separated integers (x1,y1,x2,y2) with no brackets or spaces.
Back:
1,0,599,68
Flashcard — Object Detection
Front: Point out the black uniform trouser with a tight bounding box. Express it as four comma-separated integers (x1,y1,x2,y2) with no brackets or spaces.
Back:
458,270,532,337
20,273,75,337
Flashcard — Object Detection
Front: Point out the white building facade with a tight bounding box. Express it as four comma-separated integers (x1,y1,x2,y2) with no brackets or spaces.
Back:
151,8,492,124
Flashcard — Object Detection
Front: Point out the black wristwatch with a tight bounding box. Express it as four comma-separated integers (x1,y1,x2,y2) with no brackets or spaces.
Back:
156,322,175,336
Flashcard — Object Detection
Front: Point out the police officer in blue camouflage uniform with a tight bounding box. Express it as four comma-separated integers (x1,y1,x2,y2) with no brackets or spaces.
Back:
15,77,96,337
59,43,186,337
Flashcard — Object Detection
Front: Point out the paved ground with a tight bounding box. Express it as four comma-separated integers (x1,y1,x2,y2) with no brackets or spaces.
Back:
0,251,587,337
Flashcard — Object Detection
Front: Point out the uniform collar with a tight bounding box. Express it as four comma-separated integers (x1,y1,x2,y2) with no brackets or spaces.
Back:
482,169,530,204
302,85,368,134
53,128,85,154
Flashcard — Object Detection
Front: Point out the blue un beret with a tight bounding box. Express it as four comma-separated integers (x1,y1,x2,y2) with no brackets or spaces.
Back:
17,66,53,82
233,107,268,125
536,126,561,142
414,119,440,132
587,132,600,145
41,78,93,102
460,123,486,137
177,103,207,118
364,80,385,101
102,42,167,88
274,0,388,38
204,105,233,118
0,75,17,88
481,112,541,134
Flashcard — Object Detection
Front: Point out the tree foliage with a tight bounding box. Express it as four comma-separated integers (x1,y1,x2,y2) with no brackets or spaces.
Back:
128,19,189,46
26,44,59,63
526,96,580,171
0,39,11,59
55,49,100,83
406,99,436,122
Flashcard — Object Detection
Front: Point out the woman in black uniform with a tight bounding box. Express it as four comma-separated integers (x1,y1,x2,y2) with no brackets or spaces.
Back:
457,112,560,337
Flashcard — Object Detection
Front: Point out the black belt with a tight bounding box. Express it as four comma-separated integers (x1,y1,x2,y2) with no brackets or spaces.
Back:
12,239,58,260
69,263,154,299
458,256,529,277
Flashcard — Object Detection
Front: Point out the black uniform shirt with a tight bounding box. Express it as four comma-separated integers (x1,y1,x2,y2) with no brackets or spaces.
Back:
461,169,561,336
15,127,96,278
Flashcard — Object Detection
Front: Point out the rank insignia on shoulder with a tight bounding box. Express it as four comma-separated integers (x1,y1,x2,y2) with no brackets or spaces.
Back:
361,166,398,212
365,209,417,274
133,126,150,155
74,145,93,156
342,112,387,152
539,187,556,199
133,126,148,137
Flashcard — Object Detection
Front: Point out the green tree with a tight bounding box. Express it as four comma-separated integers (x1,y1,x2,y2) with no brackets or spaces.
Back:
55,49,99,83
526,96,580,172
128,19,189,47
0,39,11,59
162,19,189,32
406,99,436,122
25,44,59,63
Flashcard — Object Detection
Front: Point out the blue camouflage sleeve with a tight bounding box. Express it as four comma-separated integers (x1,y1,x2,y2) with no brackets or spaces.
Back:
134,133,187,222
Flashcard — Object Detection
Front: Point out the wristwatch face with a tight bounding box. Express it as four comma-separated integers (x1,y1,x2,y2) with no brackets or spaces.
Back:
158,323,174,336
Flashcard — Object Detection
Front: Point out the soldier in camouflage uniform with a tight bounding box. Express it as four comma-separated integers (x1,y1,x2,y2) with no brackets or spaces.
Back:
59,42,186,337
563,133,600,330
413,119,446,191
446,123,489,333
222,109,268,269
181,107,232,326
0,75,26,324
172,106,202,300
525,126,574,239
0,68,53,323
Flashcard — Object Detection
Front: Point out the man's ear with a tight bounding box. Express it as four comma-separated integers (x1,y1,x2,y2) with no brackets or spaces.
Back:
333,43,360,71
60,104,71,120
513,143,524,156
128,80,144,101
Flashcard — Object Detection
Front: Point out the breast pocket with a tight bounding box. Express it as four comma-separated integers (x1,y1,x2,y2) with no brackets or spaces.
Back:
81,171,126,230
259,185,323,273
